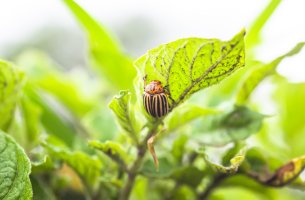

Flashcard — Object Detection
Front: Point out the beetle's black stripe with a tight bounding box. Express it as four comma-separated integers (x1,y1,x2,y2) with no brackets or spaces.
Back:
143,93,169,118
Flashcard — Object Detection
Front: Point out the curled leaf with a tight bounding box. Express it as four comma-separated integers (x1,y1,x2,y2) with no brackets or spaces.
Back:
200,147,246,174
109,91,139,143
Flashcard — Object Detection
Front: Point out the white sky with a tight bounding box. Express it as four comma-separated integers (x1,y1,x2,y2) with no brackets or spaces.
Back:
0,0,305,82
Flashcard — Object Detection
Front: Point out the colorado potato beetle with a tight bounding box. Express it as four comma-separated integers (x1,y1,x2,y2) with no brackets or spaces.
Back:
143,76,169,118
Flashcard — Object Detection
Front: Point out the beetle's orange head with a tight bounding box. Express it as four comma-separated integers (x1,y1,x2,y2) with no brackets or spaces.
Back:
144,80,164,95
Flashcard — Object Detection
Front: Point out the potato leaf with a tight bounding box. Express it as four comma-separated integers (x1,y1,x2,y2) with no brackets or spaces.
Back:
109,91,139,143
0,130,32,199
236,42,305,104
63,0,136,90
0,60,24,130
193,106,264,146
135,29,245,110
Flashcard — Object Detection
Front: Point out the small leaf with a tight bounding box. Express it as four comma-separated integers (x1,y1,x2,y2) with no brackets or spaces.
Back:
236,42,305,104
109,91,139,143
0,60,24,130
200,147,246,174
43,141,102,188
63,0,136,90
193,106,264,146
171,135,188,164
135,30,245,109
0,130,32,199
89,140,128,170
165,104,219,132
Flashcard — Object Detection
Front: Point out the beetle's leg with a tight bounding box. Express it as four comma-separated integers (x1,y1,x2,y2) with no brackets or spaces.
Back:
147,134,159,171
163,85,176,104
143,74,147,89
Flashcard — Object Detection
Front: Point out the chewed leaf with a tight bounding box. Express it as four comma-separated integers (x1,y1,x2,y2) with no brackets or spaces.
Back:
135,30,245,109
0,60,24,130
0,130,32,199
200,147,246,174
109,91,139,143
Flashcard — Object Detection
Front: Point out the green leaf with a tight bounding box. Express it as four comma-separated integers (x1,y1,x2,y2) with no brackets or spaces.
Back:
17,50,95,117
274,79,305,157
171,135,188,164
246,0,282,50
140,157,175,178
109,91,138,143
236,42,305,104
171,166,204,187
0,60,24,130
43,141,102,188
0,130,32,199
193,106,264,146
200,147,246,174
63,0,136,90
165,104,219,132
20,95,41,145
89,140,128,170
135,29,245,109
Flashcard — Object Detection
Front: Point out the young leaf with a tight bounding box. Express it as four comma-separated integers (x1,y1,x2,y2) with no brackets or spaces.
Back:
0,60,24,130
43,142,102,188
0,130,32,199
200,147,246,174
135,29,245,110
193,106,264,146
236,42,305,104
63,0,136,90
109,91,138,143
89,140,128,170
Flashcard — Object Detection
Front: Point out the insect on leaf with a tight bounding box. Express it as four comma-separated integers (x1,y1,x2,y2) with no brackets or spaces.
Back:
135,29,245,110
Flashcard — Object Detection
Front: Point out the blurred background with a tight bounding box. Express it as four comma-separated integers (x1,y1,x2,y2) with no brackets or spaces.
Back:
1,0,305,82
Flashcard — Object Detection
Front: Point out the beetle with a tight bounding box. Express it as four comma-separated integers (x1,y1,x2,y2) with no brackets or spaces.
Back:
143,76,169,118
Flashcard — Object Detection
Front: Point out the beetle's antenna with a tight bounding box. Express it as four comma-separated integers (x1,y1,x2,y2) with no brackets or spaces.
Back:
143,75,147,88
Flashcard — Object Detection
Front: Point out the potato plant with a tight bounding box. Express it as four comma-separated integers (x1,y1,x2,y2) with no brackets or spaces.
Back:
0,0,305,199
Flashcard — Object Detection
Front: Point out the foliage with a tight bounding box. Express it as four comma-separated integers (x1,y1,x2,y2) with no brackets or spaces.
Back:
0,0,305,199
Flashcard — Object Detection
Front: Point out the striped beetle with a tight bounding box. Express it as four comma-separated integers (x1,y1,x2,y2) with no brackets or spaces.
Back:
143,76,169,118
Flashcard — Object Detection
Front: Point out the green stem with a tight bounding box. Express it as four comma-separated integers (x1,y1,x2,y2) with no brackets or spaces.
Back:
119,120,162,200
198,174,227,200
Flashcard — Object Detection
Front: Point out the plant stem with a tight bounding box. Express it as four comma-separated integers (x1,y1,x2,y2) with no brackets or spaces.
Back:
198,174,227,200
119,121,161,200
